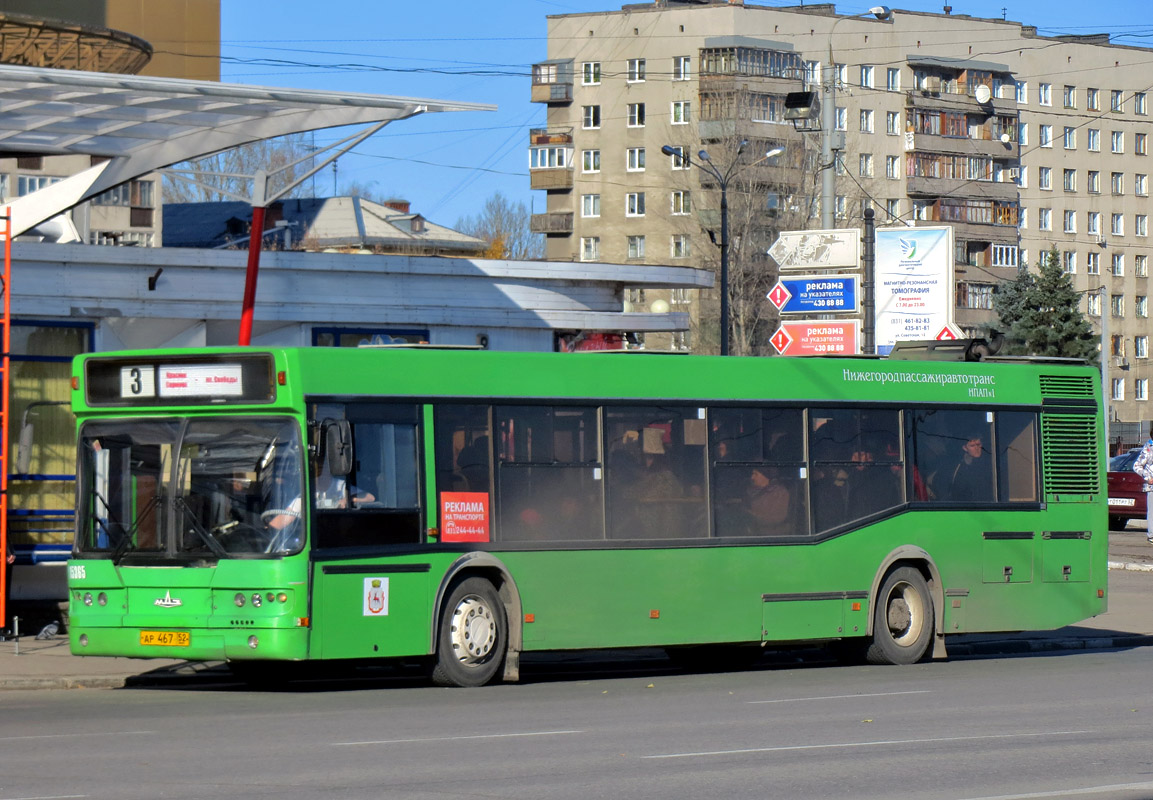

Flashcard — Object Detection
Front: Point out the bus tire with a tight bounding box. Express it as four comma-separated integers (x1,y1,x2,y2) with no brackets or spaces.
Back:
866,566,933,666
431,577,507,687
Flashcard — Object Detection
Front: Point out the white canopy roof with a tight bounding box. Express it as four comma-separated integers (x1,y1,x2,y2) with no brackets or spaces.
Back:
0,64,495,235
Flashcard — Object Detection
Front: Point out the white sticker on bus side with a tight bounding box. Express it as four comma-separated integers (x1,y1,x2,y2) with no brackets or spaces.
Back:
363,577,389,616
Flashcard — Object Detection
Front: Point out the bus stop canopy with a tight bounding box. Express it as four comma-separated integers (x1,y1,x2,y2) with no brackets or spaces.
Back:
0,64,495,235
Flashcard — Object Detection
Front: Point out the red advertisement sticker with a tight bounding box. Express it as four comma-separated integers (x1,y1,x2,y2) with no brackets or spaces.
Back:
440,492,490,543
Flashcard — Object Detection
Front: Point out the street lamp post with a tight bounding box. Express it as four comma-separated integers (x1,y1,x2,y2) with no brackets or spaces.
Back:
662,143,783,355
820,6,892,229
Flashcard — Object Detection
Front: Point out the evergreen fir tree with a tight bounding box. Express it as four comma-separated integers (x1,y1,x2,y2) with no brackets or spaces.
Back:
993,247,1099,362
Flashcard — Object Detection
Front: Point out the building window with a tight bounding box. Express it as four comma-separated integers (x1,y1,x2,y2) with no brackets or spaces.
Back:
1063,169,1077,192
1137,379,1148,402
1113,131,1125,153
673,56,691,81
1138,255,1149,277
1113,253,1125,276
580,237,600,261
671,101,691,124
1019,122,1029,146
957,282,995,309
1062,251,1076,273
626,147,646,172
582,62,601,85
1039,125,1052,147
671,190,691,215
885,198,900,220
1063,210,1076,233
1039,83,1052,105
1039,208,1051,230
17,175,62,195
1088,292,1101,316
860,65,874,87
1112,213,1125,235
582,149,601,173
992,245,1018,268
1138,174,1149,196
1112,294,1125,317
859,153,873,177
1138,297,1149,318
1138,133,1148,155
1113,378,1126,402
581,194,600,218
886,67,900,91
1137,92,1148,115
626,192,646,217
1086,251,1100,274
859,109,873,133
627,103,645,127
1063,127,1076,149
1112,172,1125,195
1139,215,1149,237
529,147,569,169
671,234,690,258
1088,170,1101,194
1016,80,1027,103
886,110,900,135
1087,87,1099,110
835,107,847,131
1138,336,1150,358
1088,129,1101,151
582,105,601,129
627,235,645,259
1063,85,1077,108
627,58,646,83
1088,211,1101,234
1112,89,1125,112
1038,166,1051,190
666,146,689,170
885,155,899,179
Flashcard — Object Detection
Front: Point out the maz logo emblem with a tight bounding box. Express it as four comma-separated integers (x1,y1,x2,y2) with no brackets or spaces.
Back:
154,591,183,608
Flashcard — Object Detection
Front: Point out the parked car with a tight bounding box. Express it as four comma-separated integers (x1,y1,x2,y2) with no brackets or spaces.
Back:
1108,447,1146,530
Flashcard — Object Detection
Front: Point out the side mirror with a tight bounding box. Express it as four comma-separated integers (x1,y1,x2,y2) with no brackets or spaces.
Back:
325,420,353,477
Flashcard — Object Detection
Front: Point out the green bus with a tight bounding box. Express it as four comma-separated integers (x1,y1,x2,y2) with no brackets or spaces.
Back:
66,345,1106,686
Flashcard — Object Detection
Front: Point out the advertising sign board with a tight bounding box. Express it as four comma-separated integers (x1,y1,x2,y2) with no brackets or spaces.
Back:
874,226,956,354
769,321,860,356
767,228,860,270
767,275,859,314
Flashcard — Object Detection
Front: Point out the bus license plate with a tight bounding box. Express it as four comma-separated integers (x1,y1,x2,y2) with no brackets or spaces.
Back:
139,630,190,647
1108,498,1136,507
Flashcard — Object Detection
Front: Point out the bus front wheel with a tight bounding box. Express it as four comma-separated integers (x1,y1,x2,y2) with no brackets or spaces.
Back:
866,566,933,665
431,577,507,687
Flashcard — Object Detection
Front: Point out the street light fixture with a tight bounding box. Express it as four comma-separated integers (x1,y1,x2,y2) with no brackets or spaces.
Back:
662,143,785,355
821,5,892,228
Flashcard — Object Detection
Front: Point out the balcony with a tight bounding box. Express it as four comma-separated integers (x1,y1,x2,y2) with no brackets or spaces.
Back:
529,168,573,191
905,175,1018,203
529,128,573,146
530,212,574,234
532,60,573,105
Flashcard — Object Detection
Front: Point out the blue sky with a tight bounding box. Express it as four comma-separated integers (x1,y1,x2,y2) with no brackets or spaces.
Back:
222,0,1152,228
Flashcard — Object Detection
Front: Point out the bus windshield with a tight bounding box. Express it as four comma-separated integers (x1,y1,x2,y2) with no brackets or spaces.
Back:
76,416,305,559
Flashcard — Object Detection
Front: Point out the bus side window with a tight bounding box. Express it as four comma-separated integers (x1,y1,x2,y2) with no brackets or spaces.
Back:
996,412,1038,502
911,409,995,503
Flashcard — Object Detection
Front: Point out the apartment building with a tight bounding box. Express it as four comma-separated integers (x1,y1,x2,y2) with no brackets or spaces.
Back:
530,0,1153,426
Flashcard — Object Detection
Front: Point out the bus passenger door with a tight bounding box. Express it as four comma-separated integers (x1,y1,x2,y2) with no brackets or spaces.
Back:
307,402,431,660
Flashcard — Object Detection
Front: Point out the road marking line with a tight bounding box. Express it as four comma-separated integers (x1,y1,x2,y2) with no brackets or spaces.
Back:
333,730,583,746
748,690,932,704
643,730,1090,759
0,731,153,742
956,781,1153,800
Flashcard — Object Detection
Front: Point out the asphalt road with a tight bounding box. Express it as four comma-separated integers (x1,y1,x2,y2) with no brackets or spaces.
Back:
4,644,1153,800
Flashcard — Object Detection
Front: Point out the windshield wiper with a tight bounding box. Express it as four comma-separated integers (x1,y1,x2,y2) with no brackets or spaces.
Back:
110,493,162,564
175,496,229,559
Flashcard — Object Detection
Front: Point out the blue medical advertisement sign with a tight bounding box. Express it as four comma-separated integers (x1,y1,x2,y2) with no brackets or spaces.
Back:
767,274,859,314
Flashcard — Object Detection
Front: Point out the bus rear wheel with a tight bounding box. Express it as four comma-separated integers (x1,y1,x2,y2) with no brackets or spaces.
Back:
866,566,933,665
431,577,507,687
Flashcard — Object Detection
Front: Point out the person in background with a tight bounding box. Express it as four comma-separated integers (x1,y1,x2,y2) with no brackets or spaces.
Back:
747,466,790,527
949,433,994,501
1132,424,1153,544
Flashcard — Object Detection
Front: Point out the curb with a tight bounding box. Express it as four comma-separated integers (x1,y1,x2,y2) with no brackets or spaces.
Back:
1109,560,1153,572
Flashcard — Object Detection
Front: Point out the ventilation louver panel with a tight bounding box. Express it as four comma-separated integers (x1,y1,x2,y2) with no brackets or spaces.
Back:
1041,413,1100,495
1038,374,1095,399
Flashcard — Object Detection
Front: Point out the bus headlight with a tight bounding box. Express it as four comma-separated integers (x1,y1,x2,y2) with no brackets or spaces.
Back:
97,592,108,606
247,635,259,649
251,593,262,608
234,592,246,607
83,592,93,606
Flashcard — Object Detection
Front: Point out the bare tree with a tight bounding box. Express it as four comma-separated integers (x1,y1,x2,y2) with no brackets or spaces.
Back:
163,133,315,203
455,191,544,260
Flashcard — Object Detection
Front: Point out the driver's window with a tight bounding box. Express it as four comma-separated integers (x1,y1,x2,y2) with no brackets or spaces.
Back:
312,402,423,549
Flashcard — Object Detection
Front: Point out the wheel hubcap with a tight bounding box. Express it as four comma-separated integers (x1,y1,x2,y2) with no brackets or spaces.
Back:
449,595,496,665
886,582,924,647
